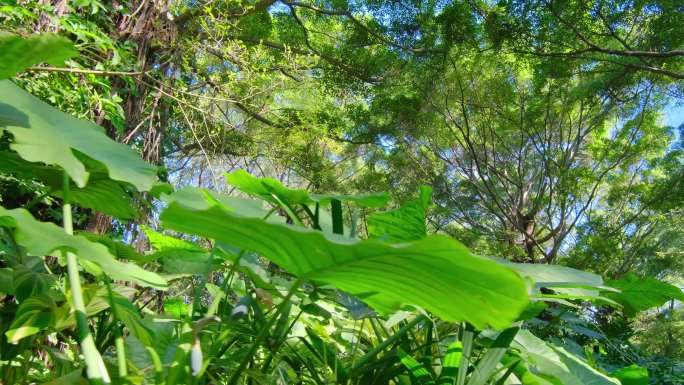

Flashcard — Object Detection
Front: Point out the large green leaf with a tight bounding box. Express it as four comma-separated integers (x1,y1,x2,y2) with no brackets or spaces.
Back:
226,169,388,207
467,327,519,385
513,330,620,385
498,260,617,304
12,265,55,301
5,294,57,343
109,292,156,347
610,364,649,385
0,150,138,218
160,187,528,329
0,80,157,190
0,206,166,289
604,273,684,316
0,33,77,79
143,226,220,274
367,186,432,242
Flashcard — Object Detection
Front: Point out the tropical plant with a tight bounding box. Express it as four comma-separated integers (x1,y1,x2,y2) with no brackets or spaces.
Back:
1,4,683,384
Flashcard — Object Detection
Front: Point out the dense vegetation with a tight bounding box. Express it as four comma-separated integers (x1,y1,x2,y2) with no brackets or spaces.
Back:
0,1,683,384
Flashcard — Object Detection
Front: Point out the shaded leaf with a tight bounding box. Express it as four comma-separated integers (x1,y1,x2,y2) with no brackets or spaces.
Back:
5,294,56,343
0,151,138,218
0,33,77,79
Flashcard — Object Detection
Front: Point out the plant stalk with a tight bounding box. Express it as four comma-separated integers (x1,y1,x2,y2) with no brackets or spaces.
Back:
226,279,302,385
349,315,427,377
62,172,111,383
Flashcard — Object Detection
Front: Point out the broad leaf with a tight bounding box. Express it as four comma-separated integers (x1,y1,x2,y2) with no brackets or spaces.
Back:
604,273,684,316
368,186,432,242
513,330,620,385
610,364,649,385
144,227,219,274
0,150,138,218
226,169,388,207
0,33,77,79
467,327,519,385
0,80,157,190
160,187,528,329
499,260,617,304
5,294,57,343
0,268,13,294
0,206,166,289
13,265,55,301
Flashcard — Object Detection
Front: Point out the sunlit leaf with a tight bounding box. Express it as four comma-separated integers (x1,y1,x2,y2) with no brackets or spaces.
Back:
610,364,649,385
226,169,389,207
0,80,157,190
604,273,684,316
368,186,432,242
160,187,528,329
0,206,166,289
513,330,620,385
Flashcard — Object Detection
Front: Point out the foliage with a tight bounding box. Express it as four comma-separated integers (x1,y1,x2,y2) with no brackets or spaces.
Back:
0,2,683,384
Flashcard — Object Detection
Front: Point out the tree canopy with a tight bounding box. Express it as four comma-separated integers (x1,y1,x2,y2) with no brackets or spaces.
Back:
0,1,683,384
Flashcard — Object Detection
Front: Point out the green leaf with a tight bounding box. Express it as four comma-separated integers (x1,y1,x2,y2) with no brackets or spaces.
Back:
226,169,311,205
467,327,519,385
0,268,13,294
438,341,462,384
398,348,435,384
41,369,88,385
109,292,156,347
144,226,218,274
0,33,77,79
610,364,648,385
157,249,221,275
0,80,157,190
500,354,554,385
513,330,620,385
0,206,167,289
0,150,138,218
500,260,616,303
160,187,528,329
80,233,148,263
226,169,389,207
164,298,189,319
368,186,432,242
604,274,684,316
304,327,349,383
13,265,55,301
5,294,57,343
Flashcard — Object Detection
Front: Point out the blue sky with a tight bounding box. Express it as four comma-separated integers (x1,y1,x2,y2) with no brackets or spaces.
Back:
665,103,684,128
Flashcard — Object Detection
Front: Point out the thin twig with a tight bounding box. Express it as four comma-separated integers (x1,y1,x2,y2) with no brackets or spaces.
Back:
25,66,146,76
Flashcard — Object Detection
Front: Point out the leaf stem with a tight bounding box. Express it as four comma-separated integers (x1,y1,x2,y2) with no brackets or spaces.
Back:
62,172,111,383
25,66,146,77
226,279,302,385
349,315,427,377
